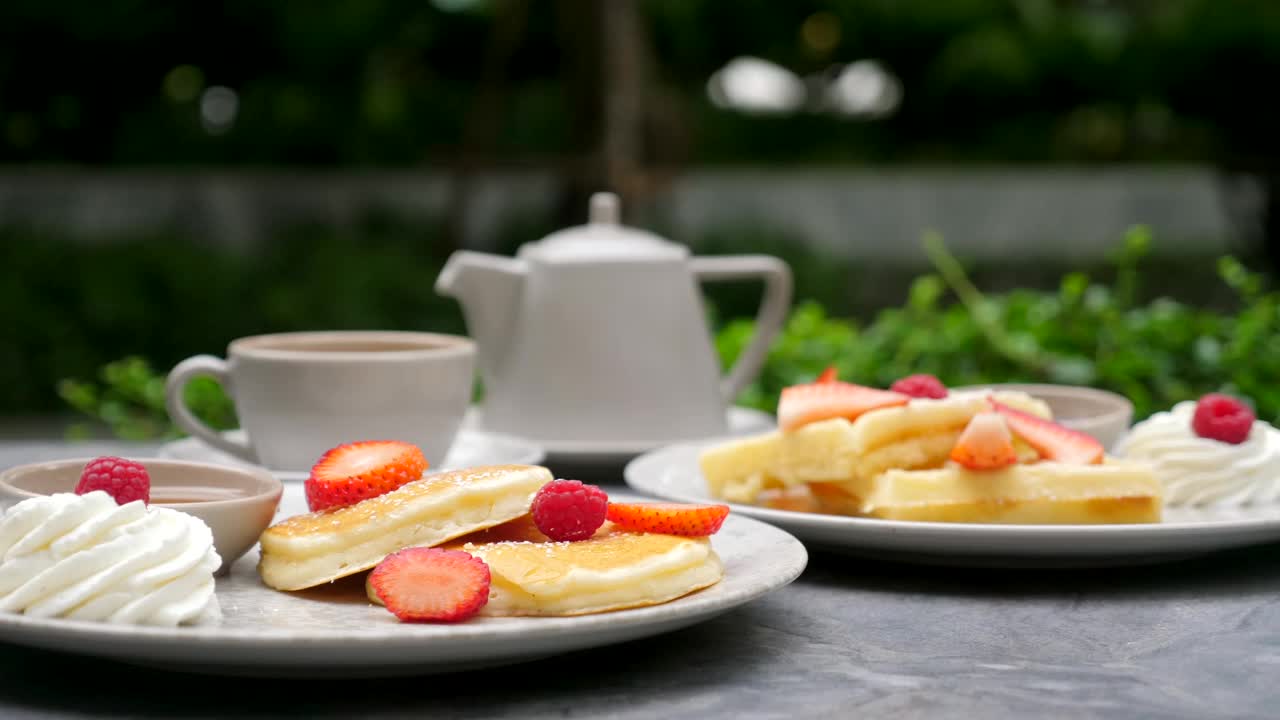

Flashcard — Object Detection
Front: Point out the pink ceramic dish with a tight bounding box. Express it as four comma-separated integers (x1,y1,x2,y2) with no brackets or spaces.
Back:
0,457,282,572
956,383,1133,450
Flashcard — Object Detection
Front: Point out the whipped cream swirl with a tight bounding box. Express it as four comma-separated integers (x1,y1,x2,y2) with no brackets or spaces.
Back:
0,491,221,625
1116,401,1280,507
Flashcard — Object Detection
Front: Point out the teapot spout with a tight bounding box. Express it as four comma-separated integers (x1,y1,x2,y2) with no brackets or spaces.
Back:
435,251,527,379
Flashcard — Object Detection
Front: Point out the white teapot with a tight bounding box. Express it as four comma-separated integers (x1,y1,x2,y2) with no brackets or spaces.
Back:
435,192,791,447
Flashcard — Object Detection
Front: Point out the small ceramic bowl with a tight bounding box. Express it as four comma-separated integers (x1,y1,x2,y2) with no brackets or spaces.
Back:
957,383,1134,450
0,458,282,573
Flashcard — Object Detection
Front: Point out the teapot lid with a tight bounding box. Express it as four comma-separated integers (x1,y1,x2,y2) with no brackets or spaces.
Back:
519,192,687,263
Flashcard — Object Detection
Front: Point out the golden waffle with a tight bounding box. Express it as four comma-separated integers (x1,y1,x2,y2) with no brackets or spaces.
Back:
366,517,724,616
258,464,552,591
699,431,784,504
863,461,1162,524
702,390,1051,503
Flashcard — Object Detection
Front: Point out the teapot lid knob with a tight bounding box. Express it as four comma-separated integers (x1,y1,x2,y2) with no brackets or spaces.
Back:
589,192,620,225
522,189,682,261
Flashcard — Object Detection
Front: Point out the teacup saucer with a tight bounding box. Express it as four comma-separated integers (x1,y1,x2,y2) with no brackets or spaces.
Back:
157,429,545,482
462,406,776,464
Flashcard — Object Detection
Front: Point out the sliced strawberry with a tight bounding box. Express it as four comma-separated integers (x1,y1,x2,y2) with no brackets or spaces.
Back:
816,366,839,384
777,380,908,432
305,440,428,512
950,412,1018,470
368,547,490,623
605,502,730,536
990,399,1104,465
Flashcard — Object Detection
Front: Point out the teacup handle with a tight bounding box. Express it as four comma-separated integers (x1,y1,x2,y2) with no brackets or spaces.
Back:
692,255,793,404
164,355,256,463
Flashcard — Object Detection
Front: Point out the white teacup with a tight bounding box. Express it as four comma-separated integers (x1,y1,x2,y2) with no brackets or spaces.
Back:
165,331,476,472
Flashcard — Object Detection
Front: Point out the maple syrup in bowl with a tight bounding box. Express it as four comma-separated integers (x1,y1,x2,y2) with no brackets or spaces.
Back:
150,485,259,504
0,457,283,572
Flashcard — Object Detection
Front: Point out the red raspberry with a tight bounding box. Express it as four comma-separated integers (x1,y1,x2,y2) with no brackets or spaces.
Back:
890,374,948,399
75,456,150,505
1192,393,1255,444
530,479,609,542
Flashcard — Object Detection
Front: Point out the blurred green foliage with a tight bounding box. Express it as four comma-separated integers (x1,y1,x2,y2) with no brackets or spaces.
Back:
2,0,1277,165
0,215,465,417
58,357,236,441
718,227,1280,424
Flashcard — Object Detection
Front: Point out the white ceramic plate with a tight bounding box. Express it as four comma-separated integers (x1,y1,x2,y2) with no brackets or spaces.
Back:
0,485,807,677
464,406,776,464
625,437,1280,568
158,429,545,482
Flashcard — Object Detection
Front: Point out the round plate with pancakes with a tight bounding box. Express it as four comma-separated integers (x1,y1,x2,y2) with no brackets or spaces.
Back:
0,484,807,677
625,437,1280,569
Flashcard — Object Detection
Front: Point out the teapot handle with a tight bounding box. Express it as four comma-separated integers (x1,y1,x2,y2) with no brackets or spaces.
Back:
692,255,793,404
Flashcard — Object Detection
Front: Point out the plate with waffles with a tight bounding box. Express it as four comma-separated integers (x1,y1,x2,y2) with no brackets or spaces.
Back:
0,445,806,677
625,370,1280,568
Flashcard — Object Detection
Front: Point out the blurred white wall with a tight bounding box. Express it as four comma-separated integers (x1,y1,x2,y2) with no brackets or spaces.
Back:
0,167,1252,259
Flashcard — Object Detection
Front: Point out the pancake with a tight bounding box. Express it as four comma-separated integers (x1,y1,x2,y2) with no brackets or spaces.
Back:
701,390,1051,504
863,461,1162,524
367,517,724,616
258,464,552,591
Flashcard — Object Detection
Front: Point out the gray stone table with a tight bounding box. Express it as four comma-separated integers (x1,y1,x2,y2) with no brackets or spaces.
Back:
0,441,1277,719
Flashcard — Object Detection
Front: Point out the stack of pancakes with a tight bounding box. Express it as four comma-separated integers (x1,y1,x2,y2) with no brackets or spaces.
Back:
258,465,723,615
700,391,1162,524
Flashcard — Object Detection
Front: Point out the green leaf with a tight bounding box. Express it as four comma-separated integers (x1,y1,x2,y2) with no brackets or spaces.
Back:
908,274,944,313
